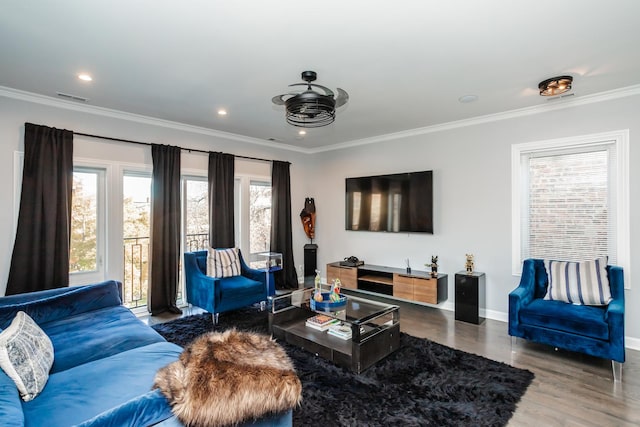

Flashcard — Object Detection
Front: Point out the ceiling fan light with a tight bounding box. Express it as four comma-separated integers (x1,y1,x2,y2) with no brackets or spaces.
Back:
285,92,336,127
539,75,573,96
273,71,348,128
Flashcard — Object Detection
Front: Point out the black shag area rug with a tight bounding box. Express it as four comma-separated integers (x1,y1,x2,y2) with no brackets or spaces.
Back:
152,308,534,427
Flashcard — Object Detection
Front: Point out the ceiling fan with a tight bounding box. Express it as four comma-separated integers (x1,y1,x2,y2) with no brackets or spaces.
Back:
272,71,349,128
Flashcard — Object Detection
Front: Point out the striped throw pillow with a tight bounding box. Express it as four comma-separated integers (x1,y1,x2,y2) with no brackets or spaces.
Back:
207,248,242,278
543,257,612,305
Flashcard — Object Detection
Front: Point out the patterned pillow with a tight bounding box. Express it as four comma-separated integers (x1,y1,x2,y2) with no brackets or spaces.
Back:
207,248,242,278
0,311,54,401
543,257,612,305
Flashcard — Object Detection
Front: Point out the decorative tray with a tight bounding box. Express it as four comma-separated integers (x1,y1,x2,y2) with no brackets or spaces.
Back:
310,292,347,311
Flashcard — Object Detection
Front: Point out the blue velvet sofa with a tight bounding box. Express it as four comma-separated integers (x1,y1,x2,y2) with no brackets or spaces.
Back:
509,258,625,380
0,281,292,426
184,249,270,323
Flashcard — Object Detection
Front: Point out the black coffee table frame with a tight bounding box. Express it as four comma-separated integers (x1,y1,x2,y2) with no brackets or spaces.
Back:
269,288,400,374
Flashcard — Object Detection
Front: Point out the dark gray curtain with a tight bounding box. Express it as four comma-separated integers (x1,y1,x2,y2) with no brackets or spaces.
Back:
208,152,235,248
270,161,298,289
6,123,73,295
148,144,182,315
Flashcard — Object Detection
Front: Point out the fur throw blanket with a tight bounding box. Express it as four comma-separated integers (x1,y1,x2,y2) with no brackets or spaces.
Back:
153,329,302,427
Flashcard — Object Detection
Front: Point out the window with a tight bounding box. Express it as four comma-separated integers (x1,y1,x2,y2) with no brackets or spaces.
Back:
70,168,105,284
235,176,271,268
512,130,630,288
122,173,151,309
183,177,209,251
249,180,271,255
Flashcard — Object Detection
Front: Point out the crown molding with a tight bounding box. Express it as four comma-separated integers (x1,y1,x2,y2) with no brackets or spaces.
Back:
309,84,640,153
2,84,639,155
0,86,309,154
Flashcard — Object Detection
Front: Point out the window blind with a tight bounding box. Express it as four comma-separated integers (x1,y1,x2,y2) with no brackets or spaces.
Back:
521,143,617,264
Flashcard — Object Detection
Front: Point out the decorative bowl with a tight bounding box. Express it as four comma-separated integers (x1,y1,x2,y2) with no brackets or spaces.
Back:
310,292,347,311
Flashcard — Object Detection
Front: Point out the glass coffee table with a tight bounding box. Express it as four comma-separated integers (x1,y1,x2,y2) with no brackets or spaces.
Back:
269,288,400,373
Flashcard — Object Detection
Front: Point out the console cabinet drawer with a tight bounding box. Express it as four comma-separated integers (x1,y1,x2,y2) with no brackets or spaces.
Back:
326,265,340,285
413,278,437,304
340,267,358,289
392,274,414,299
326,265,358,289
393,284,413,300
393,274,413,286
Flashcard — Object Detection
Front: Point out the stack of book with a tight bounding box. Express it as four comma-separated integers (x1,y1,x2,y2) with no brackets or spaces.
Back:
305,314,340,331
327,323,353,340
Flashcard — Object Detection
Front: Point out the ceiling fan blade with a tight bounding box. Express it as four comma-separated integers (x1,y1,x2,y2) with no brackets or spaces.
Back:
271,95,287,105
309,83,334,97
288,83,310,89
288,83,334,97
335,88,349,107
272,92,304,105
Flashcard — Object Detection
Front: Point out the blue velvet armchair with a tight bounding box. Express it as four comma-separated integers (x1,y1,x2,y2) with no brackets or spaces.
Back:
184,249,268,323
509,258,625,381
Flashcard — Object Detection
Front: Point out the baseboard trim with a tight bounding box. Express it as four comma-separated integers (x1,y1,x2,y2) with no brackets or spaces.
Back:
625,337,640,351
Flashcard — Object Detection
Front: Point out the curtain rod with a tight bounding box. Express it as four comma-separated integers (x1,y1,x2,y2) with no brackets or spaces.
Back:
73,131,274,163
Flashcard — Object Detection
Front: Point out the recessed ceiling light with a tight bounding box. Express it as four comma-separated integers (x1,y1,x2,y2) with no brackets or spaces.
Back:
298,130,306,136
217,109,227,116
458,95,478,103
77,73,92,82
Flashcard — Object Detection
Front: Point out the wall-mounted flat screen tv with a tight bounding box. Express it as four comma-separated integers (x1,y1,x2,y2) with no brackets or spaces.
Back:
345,170,433,233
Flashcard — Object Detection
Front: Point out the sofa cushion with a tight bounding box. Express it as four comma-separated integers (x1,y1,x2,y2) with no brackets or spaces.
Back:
22,342,182,427
218,275,264,301
0,311,54,401
208,248,242,278
543,258,612,305
0,281,123,329
41,305,166,373
0,370,24,426
520,299,609,340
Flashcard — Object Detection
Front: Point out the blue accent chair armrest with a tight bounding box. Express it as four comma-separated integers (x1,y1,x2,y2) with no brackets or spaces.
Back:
184,249,268,321
509,258,625,381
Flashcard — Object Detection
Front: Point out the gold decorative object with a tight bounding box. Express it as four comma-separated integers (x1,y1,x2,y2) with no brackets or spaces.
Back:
465,254,474,275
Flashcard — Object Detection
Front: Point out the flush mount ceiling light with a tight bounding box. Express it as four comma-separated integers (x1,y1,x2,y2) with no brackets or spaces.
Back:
272,71,349,128
538,75,573,96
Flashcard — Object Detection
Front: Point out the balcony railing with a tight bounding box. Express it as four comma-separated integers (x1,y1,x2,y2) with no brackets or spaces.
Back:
123,236,149,309
186,233,209,252
123,233,209,309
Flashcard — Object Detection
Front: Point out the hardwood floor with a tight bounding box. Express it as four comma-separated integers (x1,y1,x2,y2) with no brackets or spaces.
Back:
397,301,640,427
144,296,640,426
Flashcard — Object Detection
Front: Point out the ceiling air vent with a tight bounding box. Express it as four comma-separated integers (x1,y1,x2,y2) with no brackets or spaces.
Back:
56,92,89,103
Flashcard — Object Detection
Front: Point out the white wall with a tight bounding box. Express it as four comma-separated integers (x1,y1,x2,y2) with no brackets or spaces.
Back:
0,95,313,296
311,95,640,345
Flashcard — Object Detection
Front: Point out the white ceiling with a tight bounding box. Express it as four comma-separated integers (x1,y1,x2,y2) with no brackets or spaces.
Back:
2,1,640,150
